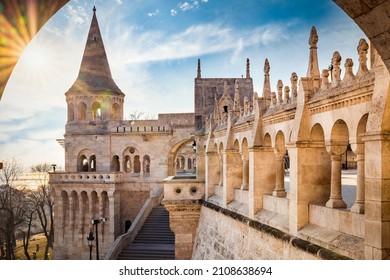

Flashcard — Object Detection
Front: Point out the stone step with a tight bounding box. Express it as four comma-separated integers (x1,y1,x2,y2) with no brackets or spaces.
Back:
116,205,175,260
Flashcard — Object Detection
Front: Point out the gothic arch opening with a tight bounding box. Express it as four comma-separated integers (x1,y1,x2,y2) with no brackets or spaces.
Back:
143,155,150,175
78,102,87,121
77,155,89,172
133,155,141,173
112,103,120,120
111,155,120,172
307,123,331,205
68,103,74,122
89,155,96,172
92,102,102,120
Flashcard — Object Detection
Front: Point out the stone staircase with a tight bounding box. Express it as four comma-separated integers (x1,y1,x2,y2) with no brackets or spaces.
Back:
117,205,175,260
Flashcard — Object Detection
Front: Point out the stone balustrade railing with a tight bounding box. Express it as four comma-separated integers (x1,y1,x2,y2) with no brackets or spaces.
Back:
162,176,205,202
49,172,123,184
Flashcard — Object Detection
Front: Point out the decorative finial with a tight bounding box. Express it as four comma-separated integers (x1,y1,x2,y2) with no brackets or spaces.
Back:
331,51,342,87
93,6,96,13
308,26,318,48
246,58,250,79
356,38,369,78
197,58,201,79
264,58,270,74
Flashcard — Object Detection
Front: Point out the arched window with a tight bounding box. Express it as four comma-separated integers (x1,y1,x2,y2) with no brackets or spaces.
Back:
68,103,74,122
77,155,88,172
134,155,141,173
78,102,87,121
143,155,150,174
188,158,192,170
111,155,120,172
112,103,120,120
92,102,102,120
124,156,131,173
89,155,96,172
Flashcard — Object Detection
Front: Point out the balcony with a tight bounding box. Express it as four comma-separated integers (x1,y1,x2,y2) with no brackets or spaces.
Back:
49,172,123,184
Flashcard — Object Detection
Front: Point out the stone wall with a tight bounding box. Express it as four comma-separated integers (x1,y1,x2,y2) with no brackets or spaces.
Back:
192,201,349,260
119,188,150,235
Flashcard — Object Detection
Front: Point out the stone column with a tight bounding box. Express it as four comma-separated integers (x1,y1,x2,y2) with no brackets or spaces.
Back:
218,153,223,186
248,147,275,217
222,150,242,206
184,156,188,172
164,203,201,260
273,153,287,197
79,193,85,244
70,192,77,242
196,143,205,180
326,155,347,208
205,151,219,198
351,154,365,213
362,132,390,259
241,154,249,190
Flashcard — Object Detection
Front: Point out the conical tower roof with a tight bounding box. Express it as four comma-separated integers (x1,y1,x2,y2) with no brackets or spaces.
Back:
66,7,124,96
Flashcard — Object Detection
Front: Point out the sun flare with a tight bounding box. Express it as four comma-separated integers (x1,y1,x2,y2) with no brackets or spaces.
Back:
16,36,58,85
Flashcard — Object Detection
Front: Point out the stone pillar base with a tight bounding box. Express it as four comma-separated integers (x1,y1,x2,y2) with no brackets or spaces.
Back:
351,202,364,214
325,198,347,208
272,190,287,197
164,201,201,260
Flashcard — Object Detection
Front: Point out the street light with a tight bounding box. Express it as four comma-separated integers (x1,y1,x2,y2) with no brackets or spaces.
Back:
91,217,108,260
86,231,94,260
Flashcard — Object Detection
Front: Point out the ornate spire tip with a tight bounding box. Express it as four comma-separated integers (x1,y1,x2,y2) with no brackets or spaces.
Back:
93,6,96,13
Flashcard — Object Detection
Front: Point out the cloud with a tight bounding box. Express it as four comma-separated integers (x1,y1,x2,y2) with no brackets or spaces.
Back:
115,0,123,4
65,4,88,25
170,9,178,16
147,9,160,17
113,23,288,64
179,2,192,11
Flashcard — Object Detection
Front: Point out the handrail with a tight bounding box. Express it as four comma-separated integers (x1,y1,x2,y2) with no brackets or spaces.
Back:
104,187,164,260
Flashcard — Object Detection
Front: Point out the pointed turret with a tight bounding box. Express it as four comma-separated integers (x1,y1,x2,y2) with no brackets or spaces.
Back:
65,7,124,124
307,26,320,79
67,6,124,95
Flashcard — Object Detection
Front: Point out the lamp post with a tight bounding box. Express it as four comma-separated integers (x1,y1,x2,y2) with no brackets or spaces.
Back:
86,231,94,260
91,217,108,260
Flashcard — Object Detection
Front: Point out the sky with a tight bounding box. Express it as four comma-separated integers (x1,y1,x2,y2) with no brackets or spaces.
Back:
0,0,366,170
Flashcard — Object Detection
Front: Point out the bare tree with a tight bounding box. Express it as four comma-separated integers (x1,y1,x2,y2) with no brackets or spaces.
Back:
128,110,144,120
30,163,54,259
0,159,25,259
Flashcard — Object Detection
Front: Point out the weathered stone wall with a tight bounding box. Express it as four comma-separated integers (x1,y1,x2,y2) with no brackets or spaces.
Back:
119,187,150,235
192,202,349,260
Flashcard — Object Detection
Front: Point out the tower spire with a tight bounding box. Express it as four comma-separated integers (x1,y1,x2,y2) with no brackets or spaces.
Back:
69,6,123,95
246,58,250,79
197,58,201,79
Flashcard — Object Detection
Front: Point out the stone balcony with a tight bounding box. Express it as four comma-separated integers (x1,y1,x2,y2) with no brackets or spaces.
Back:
162,176,205,203
49,172,123,184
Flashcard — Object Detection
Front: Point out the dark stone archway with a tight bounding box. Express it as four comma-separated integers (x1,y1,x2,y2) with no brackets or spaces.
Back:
333,0,390,71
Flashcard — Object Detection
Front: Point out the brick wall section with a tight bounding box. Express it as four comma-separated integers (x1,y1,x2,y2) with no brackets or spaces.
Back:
119,189,150,235
192,200,350,260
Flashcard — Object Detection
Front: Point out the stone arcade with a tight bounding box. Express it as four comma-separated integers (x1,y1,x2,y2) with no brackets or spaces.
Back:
49,5,390,260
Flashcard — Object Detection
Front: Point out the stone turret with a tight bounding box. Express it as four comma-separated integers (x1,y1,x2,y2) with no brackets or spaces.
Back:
262,58,271,107
65,7,125,124
307,26,320,90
